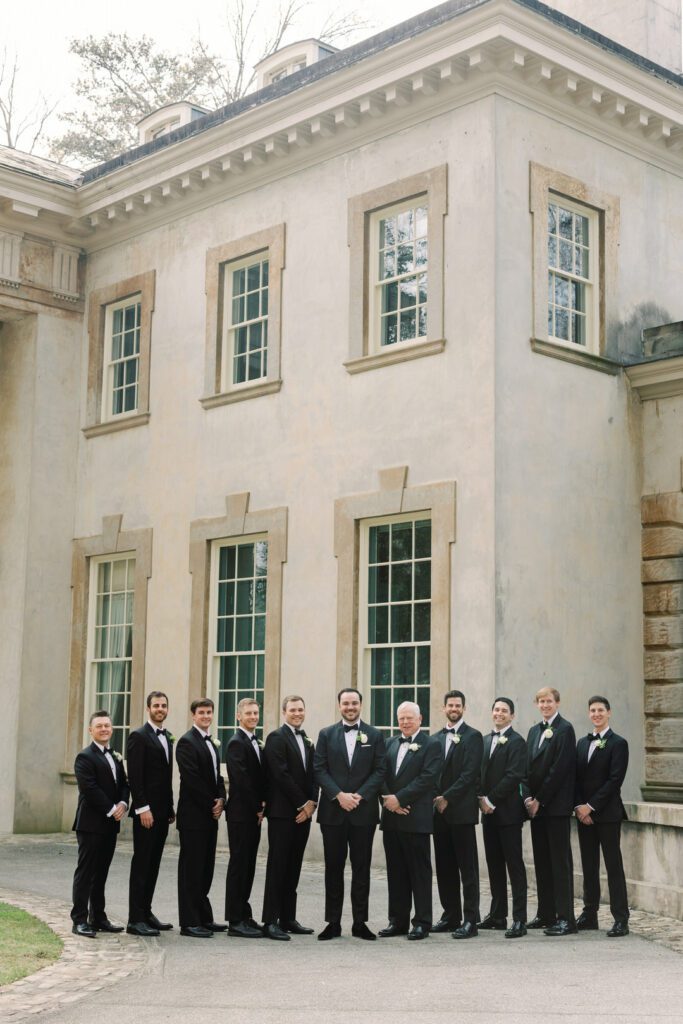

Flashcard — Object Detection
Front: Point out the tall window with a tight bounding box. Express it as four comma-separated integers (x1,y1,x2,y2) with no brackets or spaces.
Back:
371,200,428,349
87,555,135,752
102,296,141,418
209,537,268,744
223,253,269,389
547,195,598,349
360,515,431,734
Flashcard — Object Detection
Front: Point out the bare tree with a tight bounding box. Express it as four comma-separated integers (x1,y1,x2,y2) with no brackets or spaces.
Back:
0,49,58,154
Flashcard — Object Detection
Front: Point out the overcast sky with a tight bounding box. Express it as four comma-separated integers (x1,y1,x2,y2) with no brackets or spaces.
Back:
4,0,440,156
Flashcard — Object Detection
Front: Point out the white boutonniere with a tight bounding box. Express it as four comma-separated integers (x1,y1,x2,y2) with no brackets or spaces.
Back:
497,735,508,745
356,732,368,744
112,750,123,762
543,728,554,739
257,739,264,749
450,734,461,745
212,738,221,750
596,738,607,750
167,733,176,744
305,737,314,748
408,743,419,752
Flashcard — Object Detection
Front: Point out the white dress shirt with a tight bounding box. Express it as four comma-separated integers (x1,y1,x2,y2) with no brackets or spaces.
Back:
536,711,559,750
396,732,418,772
93,741,119,817
194,725,218,778
343,721,360,765
239,725,261,762
484,726,512,810
286,722,306,764
587,727,608,763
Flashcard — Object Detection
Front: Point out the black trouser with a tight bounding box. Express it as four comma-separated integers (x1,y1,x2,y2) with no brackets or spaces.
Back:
577,819,629,924
433,818,480,925
225,818,261,923
482,818,527,923
128,816,169,923
177,825,218,928
320,821,376,924
383,829,432,930
71,830,117,924
530,815,574,923
261,817,311,925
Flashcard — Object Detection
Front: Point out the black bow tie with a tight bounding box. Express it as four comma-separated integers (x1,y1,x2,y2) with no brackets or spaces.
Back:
343,724,359,733
540,721,551,729
490,730,501,737
294,729,305,737
155,728,166,736
101,747,112,755
444,727,456,734
399,736,413,744
203,735,213,743
589,732,602,741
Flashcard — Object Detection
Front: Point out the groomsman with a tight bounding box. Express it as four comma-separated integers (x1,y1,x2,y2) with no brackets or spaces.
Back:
314,688,386,940
479,698,528,938
432,690,483,937
224,698,267,938
378,702,440,940
575,696,630,937
522,687,577,935
261,695,318,940
71,710,129,937
126,691,175,936
175,698,226,938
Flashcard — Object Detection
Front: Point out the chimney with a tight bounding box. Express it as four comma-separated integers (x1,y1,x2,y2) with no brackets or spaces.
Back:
545,0,682,73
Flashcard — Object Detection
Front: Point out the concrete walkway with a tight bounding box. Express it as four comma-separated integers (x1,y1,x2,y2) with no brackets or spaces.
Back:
0,834,681,1024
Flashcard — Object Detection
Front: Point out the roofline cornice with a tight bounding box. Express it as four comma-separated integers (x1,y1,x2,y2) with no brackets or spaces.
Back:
1,0,681,249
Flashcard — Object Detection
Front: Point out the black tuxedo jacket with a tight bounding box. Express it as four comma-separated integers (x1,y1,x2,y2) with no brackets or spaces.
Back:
72,742,130,834
380,733,441,833
264,725,318,819
479,728,527,827
575,729,629,822
126,722,174,820
433,723,484,825
314,721,386,827
225,729,268,824
522,714,577,816
175,727,226,831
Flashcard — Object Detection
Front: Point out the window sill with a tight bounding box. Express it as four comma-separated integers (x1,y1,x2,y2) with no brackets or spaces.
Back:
344,338,445,375
530,338,620,376
82,412,151,438
200,379,282,409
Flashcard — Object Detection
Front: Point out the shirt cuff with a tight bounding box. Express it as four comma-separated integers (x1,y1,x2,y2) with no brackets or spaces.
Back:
484,797,495,810
135,805,150,815
107,804,117,817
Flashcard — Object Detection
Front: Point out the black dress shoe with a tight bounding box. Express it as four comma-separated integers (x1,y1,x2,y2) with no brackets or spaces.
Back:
351,922,376,940
407,925,429,940
180,926,213,938
452,921,478,939
202,921,228,932
263,923,291,941
72,922,96,938
280,919,314,935
576,912,599,931
318,922,342,940
147,914,173,931
430,917,459,933
528,916,553,929
479,915,507,930
126,922,160,937
228,921,264,938
544,919,577,936
378,923,409,937
607,921,629,937
247,918,262,930
505,921,527,938
89,919,124,933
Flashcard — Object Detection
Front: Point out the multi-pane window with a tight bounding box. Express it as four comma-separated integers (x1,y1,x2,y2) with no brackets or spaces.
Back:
103,297,141,418
547,196,596,348
223,254,269,388
361,516,431,734
88,555,135,753
373,200,428,349
209,538,267,744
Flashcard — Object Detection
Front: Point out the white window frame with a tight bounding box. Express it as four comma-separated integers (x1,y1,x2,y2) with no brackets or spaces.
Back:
206,533,268,742
84,552,136,751
546,194,599,352
221,251,269,393
368,198,429,354
101,294,142,421
358,511,432,734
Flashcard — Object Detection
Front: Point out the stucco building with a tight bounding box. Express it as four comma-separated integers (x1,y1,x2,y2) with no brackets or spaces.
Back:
1,0,682,916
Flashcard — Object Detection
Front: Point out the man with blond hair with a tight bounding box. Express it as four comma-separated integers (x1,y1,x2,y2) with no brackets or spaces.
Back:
522,687,577,935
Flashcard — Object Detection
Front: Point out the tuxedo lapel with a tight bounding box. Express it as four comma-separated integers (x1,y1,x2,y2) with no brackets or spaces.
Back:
145,721,168,760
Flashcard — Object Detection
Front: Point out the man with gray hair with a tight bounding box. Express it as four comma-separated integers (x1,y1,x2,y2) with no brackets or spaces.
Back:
378,702,441,940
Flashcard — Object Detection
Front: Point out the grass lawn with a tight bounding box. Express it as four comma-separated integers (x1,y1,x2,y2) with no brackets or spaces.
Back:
0,902,63,986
